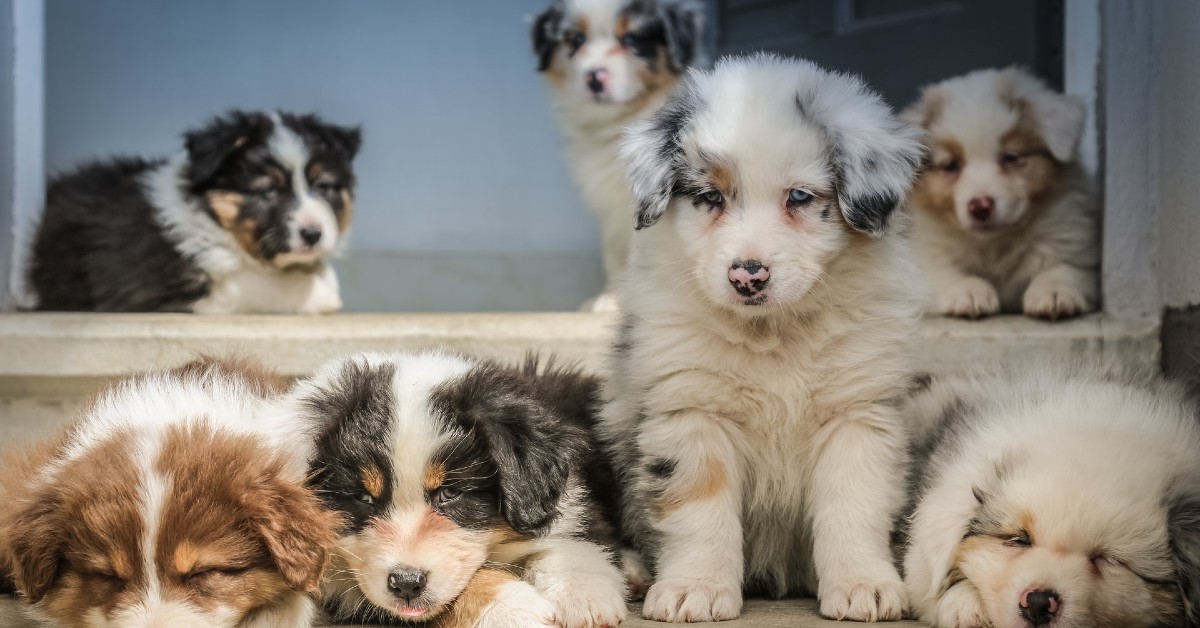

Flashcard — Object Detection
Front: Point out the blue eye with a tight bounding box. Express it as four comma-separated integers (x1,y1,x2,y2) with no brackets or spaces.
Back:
433,486,462,506
787,188,813,206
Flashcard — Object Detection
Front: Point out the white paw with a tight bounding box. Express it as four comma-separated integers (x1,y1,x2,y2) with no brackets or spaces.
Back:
580,292,620,312
642,579,742,622
939,277,1000,319
1023,280,1090,320
475,580,558,628
931,583,986,628
819,575,907,622
299,284,343,314
620,548,651,601
539,571,627,628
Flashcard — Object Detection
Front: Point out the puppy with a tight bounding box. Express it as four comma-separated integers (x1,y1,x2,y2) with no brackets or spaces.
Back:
903,67,1099,319
600,54,925,622
532,0,705,310
273,351,627,627
902,364,1200,628
0,357,339,627
28,110,360,314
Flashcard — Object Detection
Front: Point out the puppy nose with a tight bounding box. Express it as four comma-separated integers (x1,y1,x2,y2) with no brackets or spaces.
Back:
299,225,323,246
387,568,428,600
728,259,770,297
967,196,995,222
586,69,608,94
1019,588,1060,626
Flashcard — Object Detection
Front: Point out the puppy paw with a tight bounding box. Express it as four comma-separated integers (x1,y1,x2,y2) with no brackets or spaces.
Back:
475,580,558,628
1023,279,1090,320
541,575,627,628
931,583,986,628
620,548,651,601
819,575,907,622
642,579,742,622
581,292,620,312
938,277,1000,319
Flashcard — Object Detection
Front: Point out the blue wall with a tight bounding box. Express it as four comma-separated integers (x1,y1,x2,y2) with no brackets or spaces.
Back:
44,0,603,311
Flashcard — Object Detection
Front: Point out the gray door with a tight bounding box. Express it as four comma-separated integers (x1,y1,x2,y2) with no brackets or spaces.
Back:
710,0,1063,108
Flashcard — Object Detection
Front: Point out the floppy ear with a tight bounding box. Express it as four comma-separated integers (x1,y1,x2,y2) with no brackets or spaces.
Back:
2,497,64,603
183,110,273,187
250,473,340,594
320,123,363,161
658,1,705,71
900,84,947,131
798,66,925,236
531,2,564,72
622,80,699,230
1008,68,1085,163
1168,486,1200,625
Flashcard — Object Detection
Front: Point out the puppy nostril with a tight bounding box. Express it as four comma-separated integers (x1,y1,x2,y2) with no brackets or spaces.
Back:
1019,589,1060,625
586,69,607,94
967,196,995,221
728,259,771,297
299,225,322,246
387,568,428,599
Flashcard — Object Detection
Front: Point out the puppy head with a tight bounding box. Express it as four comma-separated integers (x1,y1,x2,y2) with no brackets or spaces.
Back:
952,449,1187,628
0,365,337,628
533,0,703,106
904,67,1084,234
183,110,361,269
622,54,923,314
291,352,585,622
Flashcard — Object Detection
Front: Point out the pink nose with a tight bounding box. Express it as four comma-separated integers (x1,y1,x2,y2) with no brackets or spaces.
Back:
586,69,609,94
728,259,770,297
967,196,995,222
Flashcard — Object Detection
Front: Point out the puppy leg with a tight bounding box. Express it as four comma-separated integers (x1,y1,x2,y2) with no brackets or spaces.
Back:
929,580,987,628
640,411,744,622
936,275,1000,318
620,547,652,600
1022,264,1096,320
434,568,556,628
811,408,907,621
522,538,627,628
297,263,344,314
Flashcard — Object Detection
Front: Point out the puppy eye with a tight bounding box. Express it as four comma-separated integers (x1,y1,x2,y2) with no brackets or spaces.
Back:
999,152,1022,167
257,187,280,201
941,159,961,173
433,486,462,506
1004,531,1033,548
787,188,814,207
564,30,586,50
619,33,645,51
697,190,724,209
1091,552,1120,570
357,493,375,505
313,180,340,194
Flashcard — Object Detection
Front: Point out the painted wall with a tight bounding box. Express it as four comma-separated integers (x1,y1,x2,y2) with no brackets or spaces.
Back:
44,0,602,311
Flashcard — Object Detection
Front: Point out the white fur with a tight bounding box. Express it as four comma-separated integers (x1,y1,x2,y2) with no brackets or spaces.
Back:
267,112,342,266
603,55,922,622
475,580,559,628
904,67,1099,318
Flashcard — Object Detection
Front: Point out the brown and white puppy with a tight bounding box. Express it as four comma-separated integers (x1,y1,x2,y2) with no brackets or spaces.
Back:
0,358,339,628
903,364,1200,628
273,351,627,628
532,0,705,310
903,67,1098,320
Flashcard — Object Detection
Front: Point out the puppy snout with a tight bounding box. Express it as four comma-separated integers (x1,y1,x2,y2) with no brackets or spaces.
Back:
728,259,770,297
298,225,323,247
387,567,428,600
586,69,608,95
1019,588,1060,626
967,196,995,222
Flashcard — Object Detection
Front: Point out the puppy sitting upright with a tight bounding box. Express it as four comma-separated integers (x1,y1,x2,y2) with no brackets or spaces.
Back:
904,67,1098,319
532,0,704,310
601,54,924,622
28,110,360,314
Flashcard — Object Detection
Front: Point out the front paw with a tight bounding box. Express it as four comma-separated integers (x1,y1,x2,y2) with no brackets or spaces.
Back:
930,582,986,628
938,277,1000,319
475,580,558,628
541,573,627,628
580,292,620,312
642,578,742,622
819,574,907,622
1023,279,1090,320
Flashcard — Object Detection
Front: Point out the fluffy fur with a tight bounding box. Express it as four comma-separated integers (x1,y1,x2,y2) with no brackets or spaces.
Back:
271,351,627,628
28,110,361,314
532,0,705,310
600,54,924,622
0,358,339,628
903,67,1099,319
902,364,1200,628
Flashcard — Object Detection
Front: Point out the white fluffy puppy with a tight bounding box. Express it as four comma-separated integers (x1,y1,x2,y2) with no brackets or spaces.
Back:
902,364,1200,628
600,54,924,622
903,67,1098,319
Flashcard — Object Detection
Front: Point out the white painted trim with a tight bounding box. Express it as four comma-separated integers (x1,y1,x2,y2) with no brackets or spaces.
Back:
8,0,42,310
1064,0,1100,175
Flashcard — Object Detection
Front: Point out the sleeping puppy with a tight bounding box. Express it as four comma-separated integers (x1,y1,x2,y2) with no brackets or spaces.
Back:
902,364,1200,628
903,67,1098,319
0,357,339,627
273,351,627,627
600,54,924,621
28,110,360,313
532,0,705,310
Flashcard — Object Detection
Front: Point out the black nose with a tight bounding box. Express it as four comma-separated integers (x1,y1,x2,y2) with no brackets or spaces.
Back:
387,568,428,600
1020,589,1060,626
586,70,605,94
299,225,322,246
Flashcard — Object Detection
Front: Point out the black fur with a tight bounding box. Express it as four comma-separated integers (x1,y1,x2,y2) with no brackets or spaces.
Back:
656,1,703,71
532,1,564,72
1167,484,1200,626
632,80,700,230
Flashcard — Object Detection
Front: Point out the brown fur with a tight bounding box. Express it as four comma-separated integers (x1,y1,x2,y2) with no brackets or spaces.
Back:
657,456,728,516
362,465,385,499
423,463,447,491
205,190,261,259
1000,114,1064,206
909,137,964,226
431,568,524,628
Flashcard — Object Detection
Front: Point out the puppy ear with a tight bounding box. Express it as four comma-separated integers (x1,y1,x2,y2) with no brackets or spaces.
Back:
250,472,340,594
323,123,363,161
531,2,564,72
658,1,705,71
1168,486,1200,625
183,110,273,187
900,84,947,131
798,64,925,236
622,80,699,230
1006,68,1085,163
2,497,64,603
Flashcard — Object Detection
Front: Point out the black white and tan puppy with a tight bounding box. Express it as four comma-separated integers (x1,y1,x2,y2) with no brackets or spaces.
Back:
903,67,1098,319
600,54,925,621
27,110,360,313
532,0,705,310
902,364,1200,628
271,351,627,627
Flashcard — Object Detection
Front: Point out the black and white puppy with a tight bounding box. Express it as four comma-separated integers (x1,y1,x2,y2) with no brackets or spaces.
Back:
28,110,360,313
532,0,705,310
272,352,627,628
